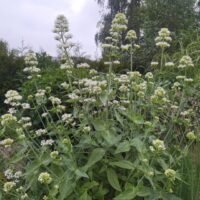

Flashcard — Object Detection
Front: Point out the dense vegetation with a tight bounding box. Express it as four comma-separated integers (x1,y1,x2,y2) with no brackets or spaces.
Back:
1,1,200,199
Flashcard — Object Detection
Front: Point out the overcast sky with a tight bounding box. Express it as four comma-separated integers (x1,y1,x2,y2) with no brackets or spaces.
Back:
0,0,101,59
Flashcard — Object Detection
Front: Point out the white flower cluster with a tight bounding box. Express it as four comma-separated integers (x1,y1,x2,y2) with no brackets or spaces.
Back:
155,28,172,48
1,113,17,126
18,117,32,129
4,169,22,182
77,63,90,69
110,13,128,34
53,15,74,66
126,30,137,41
3,181,16,192
24,52,40,78
35,89,46,105
151,87,169,104
4,90,22,107
164,168,176,181
0,138,14,148
35,129,47,136
178,55,194,69
53,15,69,34
61,113,73,124
79,79,106,95
41,139,54,146
38,172,52,184
49,96,62,105
60,63,73,70
150,139,166,152
151,61,159,68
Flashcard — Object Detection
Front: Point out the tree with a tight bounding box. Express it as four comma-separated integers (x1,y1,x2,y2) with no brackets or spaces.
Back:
0,40,25,113
143,0,197,47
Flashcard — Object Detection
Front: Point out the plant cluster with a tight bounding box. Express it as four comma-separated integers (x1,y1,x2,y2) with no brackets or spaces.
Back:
0,14,199,200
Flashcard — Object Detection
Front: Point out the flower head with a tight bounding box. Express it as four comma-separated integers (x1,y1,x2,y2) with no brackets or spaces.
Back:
38,172,52,184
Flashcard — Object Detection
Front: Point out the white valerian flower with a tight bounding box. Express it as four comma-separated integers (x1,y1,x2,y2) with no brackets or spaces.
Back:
104,61,112,65
89,69,97,75
41,139,54,146
8,107,17,114
21,103,30,109
126,30,137,41
61,82,69,89
41,112,48,118
3,181,16,192
18,117,32,128
178,55,194,69
119,74,129,83
68,93,79,100
176,75,186,80
151,61,159,67
62,113,73,124
113,60,120,65
128,71,142,79
49,96,61,105
184,78,193,83
119,84,129,92
1,113,17,126
83,98,96,103
24,52,40,77
14,171,22,179
35,129,47,136
186,131,197,141
155,28,172,48
111,13,128,33
4,90,22,106
145,72,154,80
4,169,13,180
21,194,29,199
101,43,113,49
53,15,74,65
60,63,73,70
38,172,52,184
165,62,175,67
77,63,90,69
172,82,181,90
152,139,166,151
35,89,46,105
55,105,66,113
121,44,131,51
0,138,14,148
164,169,176,181
50,151,59,159
83,126,91,133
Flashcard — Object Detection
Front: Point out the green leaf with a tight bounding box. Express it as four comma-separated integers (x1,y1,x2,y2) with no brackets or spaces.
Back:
58,171,75,200
130,138,144,153
114,110,124,126
115,141,130,154
107,168,121,192
84,148,105,170
79,192,92,200
114,187,137,200
110,160,135,170
75,169,89,179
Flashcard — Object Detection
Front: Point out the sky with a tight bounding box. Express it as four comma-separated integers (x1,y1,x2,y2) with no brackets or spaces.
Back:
0,0,101,59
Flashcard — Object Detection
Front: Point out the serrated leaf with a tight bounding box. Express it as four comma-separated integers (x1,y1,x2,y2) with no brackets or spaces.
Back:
110,160,135,170
107,168,121,192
